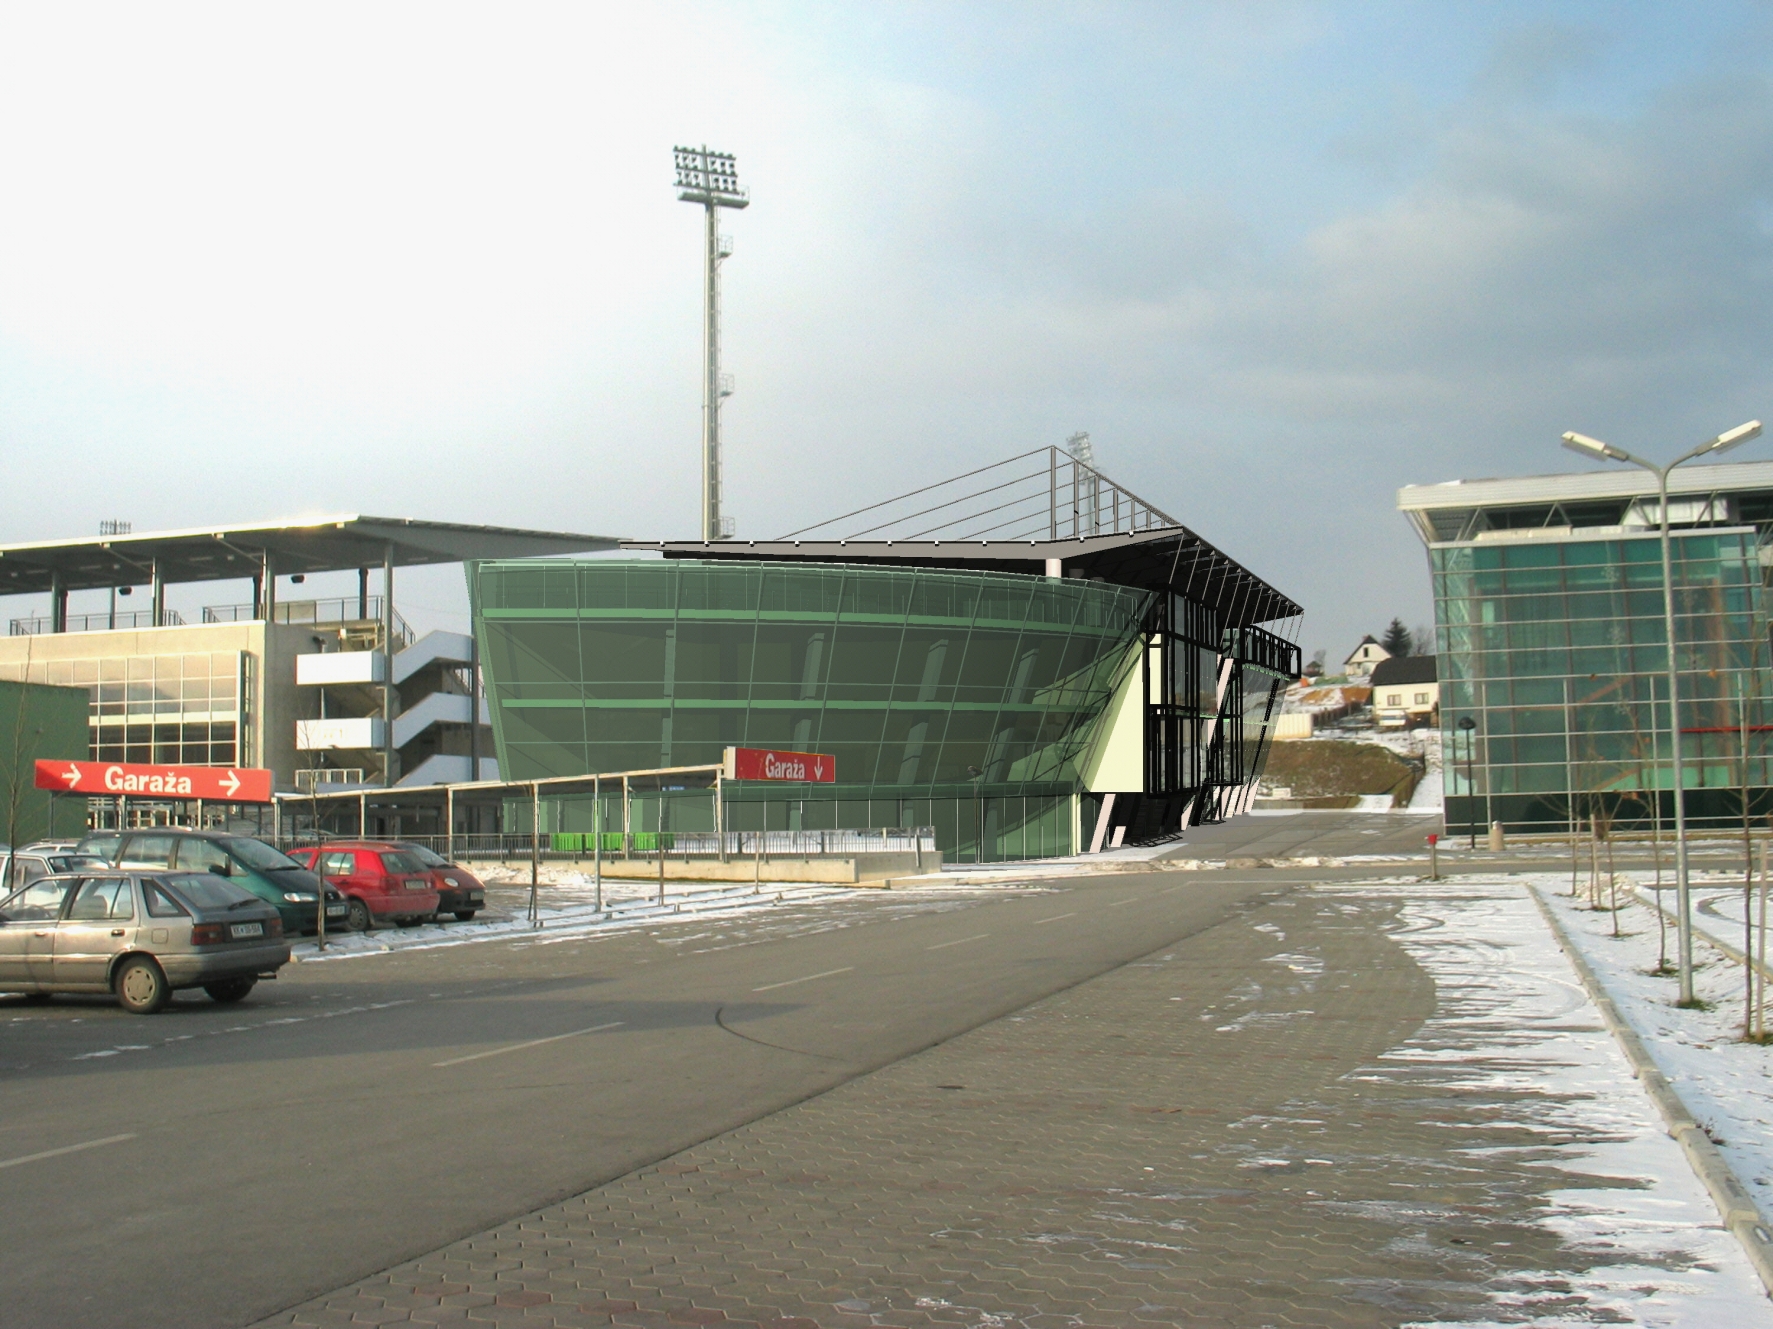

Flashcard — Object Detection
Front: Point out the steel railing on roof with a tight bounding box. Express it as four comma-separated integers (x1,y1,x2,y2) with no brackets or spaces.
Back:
778,446,1180,542
10,609,185,635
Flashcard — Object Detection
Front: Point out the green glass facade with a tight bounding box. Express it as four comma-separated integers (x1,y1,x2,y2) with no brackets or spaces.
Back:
474,559,1153,860
1434,528,1772,833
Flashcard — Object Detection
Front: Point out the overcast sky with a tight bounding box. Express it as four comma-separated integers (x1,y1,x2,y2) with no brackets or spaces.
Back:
2,2,1770,660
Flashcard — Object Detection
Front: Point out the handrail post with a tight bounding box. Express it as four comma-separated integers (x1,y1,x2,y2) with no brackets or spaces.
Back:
715,769,727,864
529,781,540,927
593,774,603,911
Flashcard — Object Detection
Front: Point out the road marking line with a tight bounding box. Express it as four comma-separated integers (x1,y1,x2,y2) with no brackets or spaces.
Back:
752,966,854,993
0,1133,135,1171
1108,898,1139,907
1033,912,1076,925
926,933,990,951
1159,884,1189,895
433,1021,624,1068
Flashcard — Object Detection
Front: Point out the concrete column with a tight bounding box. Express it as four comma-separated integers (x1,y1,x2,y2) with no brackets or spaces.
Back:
149,560,164,628
382,544,397,787
358,567,369,620
50,570,67,633
1045,558,1063,578
261,550,276,623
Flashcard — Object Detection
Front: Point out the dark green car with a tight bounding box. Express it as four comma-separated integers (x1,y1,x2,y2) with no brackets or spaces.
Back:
76,830,348,936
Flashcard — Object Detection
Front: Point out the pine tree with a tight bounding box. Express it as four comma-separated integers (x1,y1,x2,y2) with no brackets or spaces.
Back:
1380,618,1412,657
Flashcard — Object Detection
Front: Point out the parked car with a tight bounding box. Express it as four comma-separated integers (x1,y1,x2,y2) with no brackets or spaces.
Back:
0,870,289,1013
76,830,348,936
391,842,487,921
287,844,442,930
0,848,106,890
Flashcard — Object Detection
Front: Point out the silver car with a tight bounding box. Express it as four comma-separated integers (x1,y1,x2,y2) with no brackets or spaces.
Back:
0,871,291,1014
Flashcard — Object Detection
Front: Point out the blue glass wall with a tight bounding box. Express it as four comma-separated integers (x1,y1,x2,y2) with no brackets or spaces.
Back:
1433,528,1772,832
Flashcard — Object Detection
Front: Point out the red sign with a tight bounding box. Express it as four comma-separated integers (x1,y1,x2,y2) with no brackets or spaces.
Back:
722,747,836,783
35,759,275,803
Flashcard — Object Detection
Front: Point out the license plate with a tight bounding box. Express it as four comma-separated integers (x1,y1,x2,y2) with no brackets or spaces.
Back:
405,879,428,890
229,921,264,939
326,904,347,916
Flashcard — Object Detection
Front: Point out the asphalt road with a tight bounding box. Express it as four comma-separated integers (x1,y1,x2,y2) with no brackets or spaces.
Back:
1158,808,1442,859
0,869,1290,1329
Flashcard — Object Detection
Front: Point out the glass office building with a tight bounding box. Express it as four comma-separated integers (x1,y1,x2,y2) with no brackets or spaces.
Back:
1401,462,1773,834
473,453,1301,861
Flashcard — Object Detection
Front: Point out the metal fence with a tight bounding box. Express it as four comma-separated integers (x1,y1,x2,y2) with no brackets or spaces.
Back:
11,609,185,635
275,827,936,863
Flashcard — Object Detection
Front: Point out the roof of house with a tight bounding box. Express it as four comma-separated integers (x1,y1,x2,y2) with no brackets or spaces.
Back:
1370,655,1439,687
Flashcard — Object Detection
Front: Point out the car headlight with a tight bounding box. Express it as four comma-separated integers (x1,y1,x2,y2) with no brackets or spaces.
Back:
282,891,310,903
444,877,459,887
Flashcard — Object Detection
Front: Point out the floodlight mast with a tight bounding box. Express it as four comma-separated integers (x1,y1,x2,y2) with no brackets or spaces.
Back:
674,146,749,543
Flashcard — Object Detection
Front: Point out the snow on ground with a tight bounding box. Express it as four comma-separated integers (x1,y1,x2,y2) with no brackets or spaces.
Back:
1324,875,1773,1326
1534,874,1773,1227
288,868,1073,963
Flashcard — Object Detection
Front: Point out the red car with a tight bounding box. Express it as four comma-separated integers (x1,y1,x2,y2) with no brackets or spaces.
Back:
390,842,487,922
291,843,441,931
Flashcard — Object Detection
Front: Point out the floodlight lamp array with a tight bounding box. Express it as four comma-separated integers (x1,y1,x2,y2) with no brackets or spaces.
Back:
674,145,748,206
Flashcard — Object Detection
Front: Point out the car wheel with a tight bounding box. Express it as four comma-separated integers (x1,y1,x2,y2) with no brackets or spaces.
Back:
21,991,52,1005
114,956,170,1015
204,977,256,1003
346,899,372,932
454,910,478,922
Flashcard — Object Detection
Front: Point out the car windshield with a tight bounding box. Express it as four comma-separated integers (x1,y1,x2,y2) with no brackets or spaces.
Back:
162,873,262,911
381,851,427,874
220,837,304,872
400,844,449,867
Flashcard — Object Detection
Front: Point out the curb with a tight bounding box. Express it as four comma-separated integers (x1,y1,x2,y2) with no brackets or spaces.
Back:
1528,883,1773,1298
1630,883,1773,983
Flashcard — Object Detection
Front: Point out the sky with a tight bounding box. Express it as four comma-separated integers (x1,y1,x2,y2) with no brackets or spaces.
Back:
2,1,1771,662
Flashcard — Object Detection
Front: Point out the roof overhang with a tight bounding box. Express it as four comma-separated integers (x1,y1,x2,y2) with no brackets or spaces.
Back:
0,516,621,597
1397,458,1773,545
626,526,1302,626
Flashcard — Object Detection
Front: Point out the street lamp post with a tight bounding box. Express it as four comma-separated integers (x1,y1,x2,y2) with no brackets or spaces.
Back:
1561,420,1764,1005
1457,715,1477,849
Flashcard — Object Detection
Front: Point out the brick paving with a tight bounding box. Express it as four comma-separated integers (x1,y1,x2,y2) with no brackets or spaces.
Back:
256,883,1753,1328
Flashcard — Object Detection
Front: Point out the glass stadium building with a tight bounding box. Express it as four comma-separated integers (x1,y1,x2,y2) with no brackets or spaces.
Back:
1400,460,1773,836
474,450,1301,861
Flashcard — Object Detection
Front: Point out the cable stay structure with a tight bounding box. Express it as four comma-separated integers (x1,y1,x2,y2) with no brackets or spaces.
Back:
778,446,1180,543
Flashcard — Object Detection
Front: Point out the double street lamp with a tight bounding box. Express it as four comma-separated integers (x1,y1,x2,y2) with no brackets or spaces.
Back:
1560,419,1763,1004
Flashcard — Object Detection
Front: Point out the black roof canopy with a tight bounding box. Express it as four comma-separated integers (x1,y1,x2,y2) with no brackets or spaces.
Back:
631,526,1301,628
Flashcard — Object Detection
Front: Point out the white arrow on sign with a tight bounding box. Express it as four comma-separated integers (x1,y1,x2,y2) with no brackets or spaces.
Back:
220,770,241,798
63,764,80,788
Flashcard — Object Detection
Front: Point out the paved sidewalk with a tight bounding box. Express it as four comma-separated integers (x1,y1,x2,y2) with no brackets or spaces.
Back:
259,878,1770,1328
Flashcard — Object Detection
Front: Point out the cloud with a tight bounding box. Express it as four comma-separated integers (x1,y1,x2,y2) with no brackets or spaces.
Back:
2,4,1771,660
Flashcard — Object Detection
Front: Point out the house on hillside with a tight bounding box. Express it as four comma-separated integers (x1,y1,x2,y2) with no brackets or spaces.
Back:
1343,635,1391,680
1371,655,1438,728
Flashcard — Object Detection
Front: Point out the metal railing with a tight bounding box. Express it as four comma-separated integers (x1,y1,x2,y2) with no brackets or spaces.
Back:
10,609,185,635
203,598,414,646
295,768,367,792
